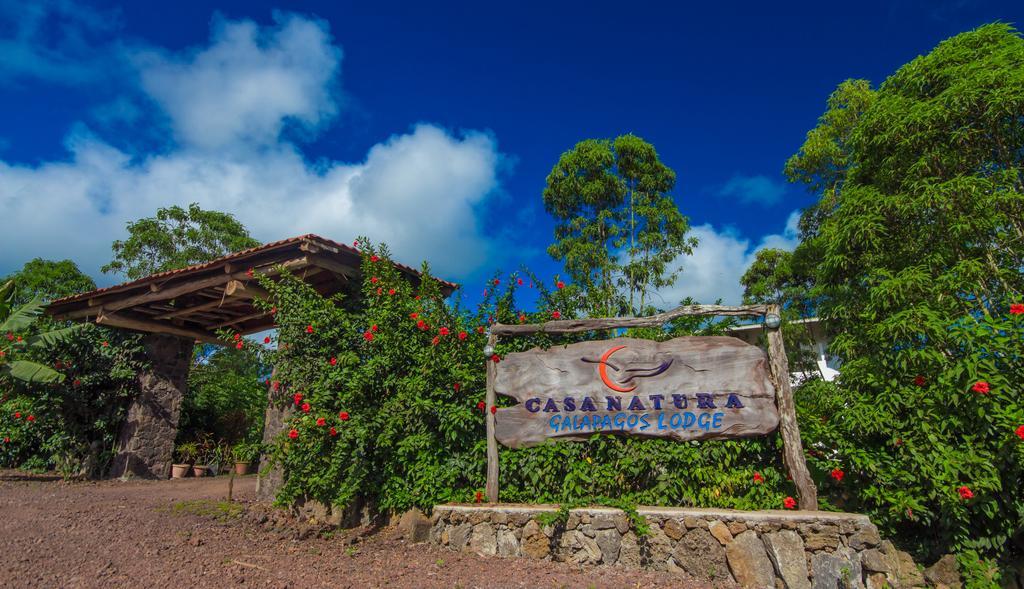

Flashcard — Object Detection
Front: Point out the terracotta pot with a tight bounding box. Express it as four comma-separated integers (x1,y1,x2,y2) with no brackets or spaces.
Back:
192,465,209,477
234,462,251,476
171,464,190,479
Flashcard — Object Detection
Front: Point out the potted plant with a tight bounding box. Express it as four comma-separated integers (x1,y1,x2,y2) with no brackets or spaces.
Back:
173,442,198,478
232,442,260,475
192,441,213,477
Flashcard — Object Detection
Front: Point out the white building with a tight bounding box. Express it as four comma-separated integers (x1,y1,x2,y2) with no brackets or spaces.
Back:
725,317,840,385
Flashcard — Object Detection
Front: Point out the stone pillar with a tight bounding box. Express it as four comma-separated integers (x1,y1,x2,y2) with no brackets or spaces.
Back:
256,375,291,501
109,334,194,479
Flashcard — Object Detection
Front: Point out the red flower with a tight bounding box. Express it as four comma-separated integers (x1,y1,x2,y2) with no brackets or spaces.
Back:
551,311,561,319
353,240,359,248
483,289,489,297
453,383,461,391
388,288,396,296
518,314,526,324
439,327,450,336
5,332,12,341
913,375,926,387
288,429,298,439
246,268,254,278
73,379,81,387
410,312,419,319
493,279,500,286
476,326,485,334
490,406,497,415
556,281,565,289
477,401,485,412
371,276,379,284
363,331,374,341
417,320,428,331
235,341,244,349
783,496,797,509
371,324,378,332
316,417,326,426
1010,303,1024,315
293,393,303,405
458,331,467,340
830,468,844,482
13,412,20,419
376,287,382,295
517,278,523,286
958,485,974,500
264,336,271,344
270,307,277,315
306,325,314,334
301,402,311,413
272,380,281,391
370,255,380,262
339,411,350,421
491,354,501,363
431,336,440,346
329,427,338,436
2,437,8,443
26,415,35,422
330,357,337,366
232,333,240,342
971,381,990,394
753,472,764,484
101,341,109,347
1016,424,1024,440
475,491,483,503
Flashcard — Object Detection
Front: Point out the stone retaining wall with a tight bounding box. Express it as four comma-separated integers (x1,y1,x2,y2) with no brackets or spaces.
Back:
430,505,937,588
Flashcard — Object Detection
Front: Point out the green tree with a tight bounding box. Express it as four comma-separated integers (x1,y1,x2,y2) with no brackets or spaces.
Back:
788,23,1024,572
543,135,696,316
2,259,96,306
103,203,260,280
178,344,268,446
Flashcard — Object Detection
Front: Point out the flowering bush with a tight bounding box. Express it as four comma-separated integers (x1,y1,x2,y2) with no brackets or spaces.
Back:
258,241,799,516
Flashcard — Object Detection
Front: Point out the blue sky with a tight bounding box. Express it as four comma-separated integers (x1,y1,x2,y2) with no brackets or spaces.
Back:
2,0,1022,309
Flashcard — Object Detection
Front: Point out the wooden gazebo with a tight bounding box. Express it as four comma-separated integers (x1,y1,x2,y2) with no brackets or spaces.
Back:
46,235,456,482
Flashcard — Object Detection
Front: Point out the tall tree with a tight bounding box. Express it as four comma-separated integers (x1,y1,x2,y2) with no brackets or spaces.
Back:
103,203,260,280
789,23,1024,569
542,134,695,316
2,258,96,306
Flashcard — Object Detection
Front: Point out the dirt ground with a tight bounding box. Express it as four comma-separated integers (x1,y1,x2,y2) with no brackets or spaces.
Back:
0,470,720,589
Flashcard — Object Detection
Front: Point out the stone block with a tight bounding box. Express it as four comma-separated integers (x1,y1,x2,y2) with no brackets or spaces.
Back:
595,529,621,564
663,518,685,540
861,549,890,574
614,514,630,534
810,547,863,589
490,511,508,525
764,530,811,589
469,522,497,556
497,528,520,557
848,524,881,550
521,521,550,559
592,515,616,530
728,521,749,536
709,520,734,546
449,523,472,550
618,532,641,568
674,528,732,582
398,508,432,543
642,522,673,570
924,554,961,589
727,531,775,589
684,516,704,529
896,550,925,588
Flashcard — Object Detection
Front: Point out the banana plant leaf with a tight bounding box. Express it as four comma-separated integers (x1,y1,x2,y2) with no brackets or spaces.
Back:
4,359,66,384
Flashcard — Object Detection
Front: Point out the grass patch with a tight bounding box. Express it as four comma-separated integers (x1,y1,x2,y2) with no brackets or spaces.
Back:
170,499,244,522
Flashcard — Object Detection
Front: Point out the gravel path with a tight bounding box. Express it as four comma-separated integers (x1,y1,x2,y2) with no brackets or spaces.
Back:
0,470,719,588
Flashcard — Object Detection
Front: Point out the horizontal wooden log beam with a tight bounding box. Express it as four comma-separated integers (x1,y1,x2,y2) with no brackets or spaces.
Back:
154,296,234,320
224,280,270,300
490,304,770,336
211,310,269,330
305,253,354,280
97,311,222,345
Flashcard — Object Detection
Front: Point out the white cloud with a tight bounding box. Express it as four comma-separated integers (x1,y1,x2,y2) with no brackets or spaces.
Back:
134,12,342,150
652,211,800,306
718,174,788,207
0,13,504,283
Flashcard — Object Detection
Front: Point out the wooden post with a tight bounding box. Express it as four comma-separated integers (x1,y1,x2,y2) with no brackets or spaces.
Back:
765,305,818,510
485,332,499,503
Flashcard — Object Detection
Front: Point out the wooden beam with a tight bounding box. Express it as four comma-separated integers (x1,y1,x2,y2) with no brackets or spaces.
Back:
490,304,769,336
224,279,270,300
155,297,233,320
87,257,309,313
211,310,269,330
305,253,354,280
97,311,222,345
485,331,499,503
765,304,818,511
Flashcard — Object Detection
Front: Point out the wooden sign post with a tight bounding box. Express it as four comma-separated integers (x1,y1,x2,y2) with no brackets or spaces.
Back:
485,303,818,511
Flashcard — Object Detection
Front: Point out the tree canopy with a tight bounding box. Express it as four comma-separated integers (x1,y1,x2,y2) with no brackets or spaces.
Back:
2,258,96,306
103,203,261,280
542,134,696,316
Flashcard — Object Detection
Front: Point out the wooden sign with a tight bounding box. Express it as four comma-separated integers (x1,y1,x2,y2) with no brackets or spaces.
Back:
493,336,779,448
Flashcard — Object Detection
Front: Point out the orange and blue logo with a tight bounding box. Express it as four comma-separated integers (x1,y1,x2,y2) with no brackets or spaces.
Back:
581,345,674,392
